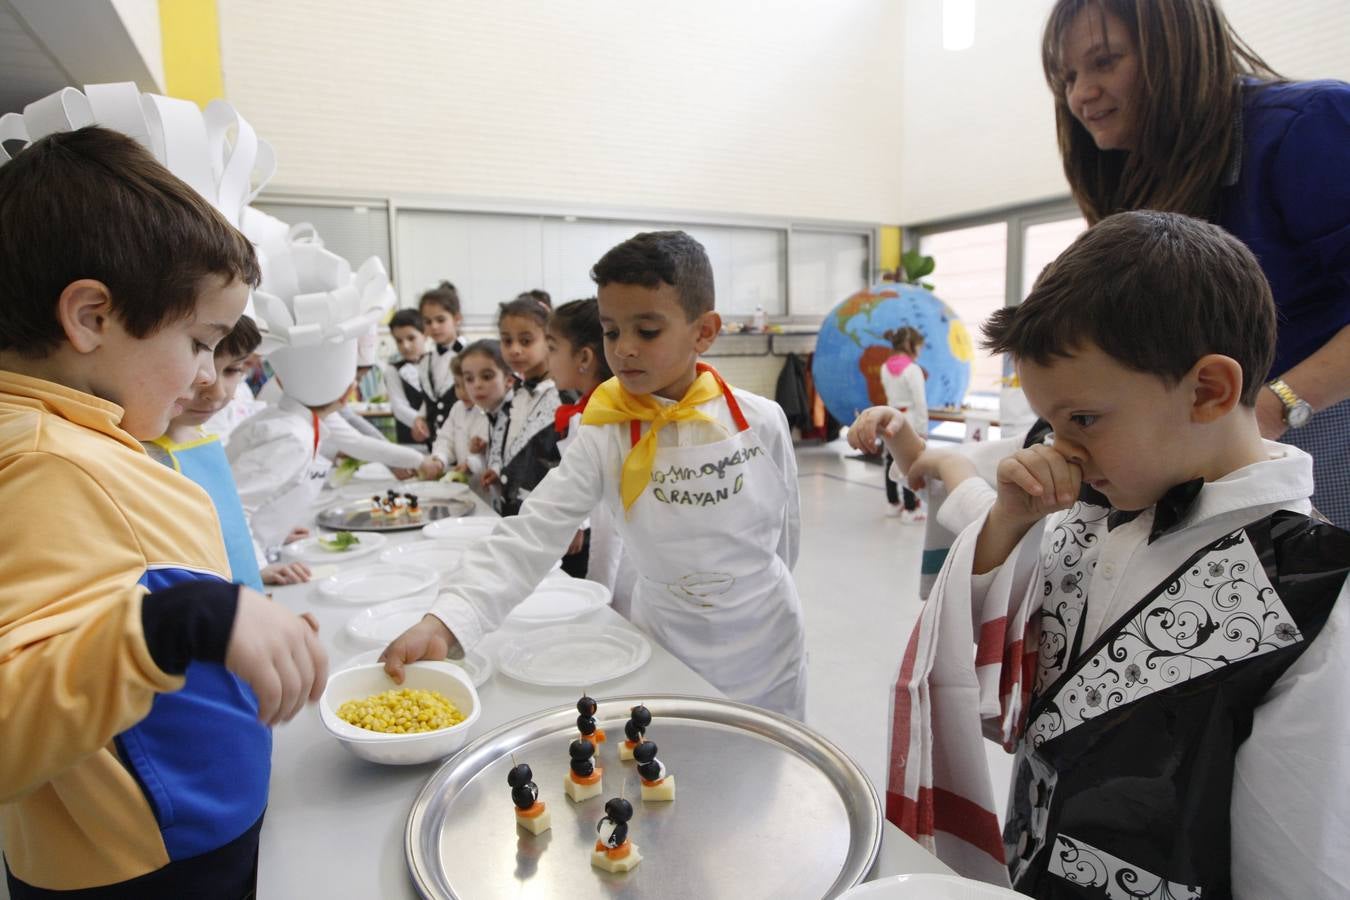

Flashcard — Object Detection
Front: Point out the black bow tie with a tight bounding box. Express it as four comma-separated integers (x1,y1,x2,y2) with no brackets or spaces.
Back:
521,376,546,394
1103,477,1205,543
436,342,454,356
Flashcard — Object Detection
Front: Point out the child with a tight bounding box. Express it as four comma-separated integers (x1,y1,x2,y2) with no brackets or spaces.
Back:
145,315,311,589
420,352,488,479
490,296,563,519
381,231,807,717
879,325,928,521
0,126,326,897
417,281,465,441
548,297,635,604
384,308,430,445
887,211,1349,897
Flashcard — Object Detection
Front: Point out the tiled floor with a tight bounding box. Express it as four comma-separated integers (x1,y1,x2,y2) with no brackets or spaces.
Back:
793,439,1013,815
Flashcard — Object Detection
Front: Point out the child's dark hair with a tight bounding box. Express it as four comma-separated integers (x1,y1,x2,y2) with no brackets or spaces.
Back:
516,289,552,310
0,126,260,358
590,230,714,321
216,314,261,360
983,210,1275,406
389,308,424,332
884,326,925,355
549,297,614,380
498,296,550,329
419,281,461,316
458,339,511,377
449,353,464,377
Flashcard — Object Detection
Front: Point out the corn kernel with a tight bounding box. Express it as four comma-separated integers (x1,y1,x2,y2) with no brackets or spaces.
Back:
336,688,465,734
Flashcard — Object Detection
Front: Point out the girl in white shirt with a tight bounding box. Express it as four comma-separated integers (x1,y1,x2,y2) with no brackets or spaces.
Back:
880,326,928,522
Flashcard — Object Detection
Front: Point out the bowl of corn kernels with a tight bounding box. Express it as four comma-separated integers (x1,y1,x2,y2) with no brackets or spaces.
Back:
318,661,481,764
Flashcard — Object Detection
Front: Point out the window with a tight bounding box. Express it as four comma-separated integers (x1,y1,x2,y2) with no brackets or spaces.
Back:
1022,216,1087,299
918,221,1008,395
789,229,871,316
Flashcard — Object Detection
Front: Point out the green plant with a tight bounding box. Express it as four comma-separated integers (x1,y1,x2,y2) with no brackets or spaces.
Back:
900,248,936,290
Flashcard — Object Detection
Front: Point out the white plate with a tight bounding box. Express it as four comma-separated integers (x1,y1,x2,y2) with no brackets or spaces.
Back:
344,648,493,688
504,577,611,626
316,563,439,604
346,595,439,645
281,532,387,564
421,517,498,541
494,624,650,687
838,875,1026,899
353,462,396,481
379,541,465,579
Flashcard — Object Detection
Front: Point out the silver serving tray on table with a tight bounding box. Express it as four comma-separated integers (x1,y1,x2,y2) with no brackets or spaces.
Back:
315,496,476,532
407,695,882,899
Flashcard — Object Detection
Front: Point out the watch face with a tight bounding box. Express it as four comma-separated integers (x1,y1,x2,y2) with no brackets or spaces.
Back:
1289,402,1313,428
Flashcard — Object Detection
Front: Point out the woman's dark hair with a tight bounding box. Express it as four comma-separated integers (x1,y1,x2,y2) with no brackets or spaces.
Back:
884,326,925,356
1042,0,1281,224
497,295,550,329
419,281,461,316
457,338,512,377
590,230,714,320
983,211,1275,406
216,314,262,360
389,308,424,331
549,297,613,380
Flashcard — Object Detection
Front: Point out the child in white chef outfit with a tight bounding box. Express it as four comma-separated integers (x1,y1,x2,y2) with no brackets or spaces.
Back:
381,231,807,718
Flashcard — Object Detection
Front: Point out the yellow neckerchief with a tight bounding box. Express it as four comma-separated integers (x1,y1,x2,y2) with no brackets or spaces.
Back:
581,369,723,510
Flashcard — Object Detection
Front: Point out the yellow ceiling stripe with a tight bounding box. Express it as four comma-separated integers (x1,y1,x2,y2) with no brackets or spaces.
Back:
159,0,224,108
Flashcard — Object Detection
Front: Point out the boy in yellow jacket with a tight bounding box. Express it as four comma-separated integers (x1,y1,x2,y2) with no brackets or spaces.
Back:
0,127,327,898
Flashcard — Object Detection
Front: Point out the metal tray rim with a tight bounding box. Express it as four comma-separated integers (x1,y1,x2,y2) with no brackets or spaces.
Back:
315,496,477,532
405,693,882,899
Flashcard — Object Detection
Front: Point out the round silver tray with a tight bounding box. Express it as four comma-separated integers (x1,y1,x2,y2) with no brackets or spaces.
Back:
407,695,882,899
316,497,476,532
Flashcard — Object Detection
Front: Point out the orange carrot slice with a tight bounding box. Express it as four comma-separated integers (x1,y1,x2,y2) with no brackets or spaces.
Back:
571,767,603,786
516,802,546,819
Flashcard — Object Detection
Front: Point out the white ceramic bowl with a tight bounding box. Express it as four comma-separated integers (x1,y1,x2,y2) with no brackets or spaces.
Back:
318,661,481,765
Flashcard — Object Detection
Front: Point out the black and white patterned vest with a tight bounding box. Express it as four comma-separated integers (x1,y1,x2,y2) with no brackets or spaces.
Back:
1006,510,1347,899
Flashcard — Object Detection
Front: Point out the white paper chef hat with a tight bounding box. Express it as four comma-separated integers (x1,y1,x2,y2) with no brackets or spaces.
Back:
241,208,396,405
0,83,274,229
0,83,275,323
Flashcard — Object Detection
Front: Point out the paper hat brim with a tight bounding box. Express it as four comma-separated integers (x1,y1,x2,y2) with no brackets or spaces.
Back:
268,338,358,406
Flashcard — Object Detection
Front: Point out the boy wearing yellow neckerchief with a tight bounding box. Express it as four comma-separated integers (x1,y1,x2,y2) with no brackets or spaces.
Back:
381,231,807,717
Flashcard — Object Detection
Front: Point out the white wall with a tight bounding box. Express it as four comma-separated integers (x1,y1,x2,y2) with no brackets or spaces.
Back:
218,0,905,223
897,0,1350,225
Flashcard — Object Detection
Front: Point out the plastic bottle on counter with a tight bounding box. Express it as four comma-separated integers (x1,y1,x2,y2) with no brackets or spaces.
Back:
751,304,767,333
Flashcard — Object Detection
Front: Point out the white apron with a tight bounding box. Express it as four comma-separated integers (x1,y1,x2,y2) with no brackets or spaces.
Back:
248,408,331,551
619,382,807,719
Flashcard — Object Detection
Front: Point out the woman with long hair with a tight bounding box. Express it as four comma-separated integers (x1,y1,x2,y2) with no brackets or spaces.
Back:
1043,0,1350,527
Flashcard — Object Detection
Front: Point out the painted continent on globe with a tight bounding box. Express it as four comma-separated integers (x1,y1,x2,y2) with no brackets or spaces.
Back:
811,282,973,430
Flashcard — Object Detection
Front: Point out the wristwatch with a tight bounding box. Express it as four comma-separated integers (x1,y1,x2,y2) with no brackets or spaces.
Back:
1266,378,1313,428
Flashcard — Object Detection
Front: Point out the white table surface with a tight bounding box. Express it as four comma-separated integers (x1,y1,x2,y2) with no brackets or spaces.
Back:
0,480,951,900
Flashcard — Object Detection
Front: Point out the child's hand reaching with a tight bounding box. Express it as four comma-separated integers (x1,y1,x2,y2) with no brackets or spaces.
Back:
379,614,461,684
412,417,431,443
480,468,500,488
468,436,487,454
225,587,328,726
284,526,310,544
262,561,311,585
418,457,446,481
848,406,927,470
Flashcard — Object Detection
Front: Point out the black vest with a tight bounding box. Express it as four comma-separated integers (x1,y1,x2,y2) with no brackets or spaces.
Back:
1006,511,1348,898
